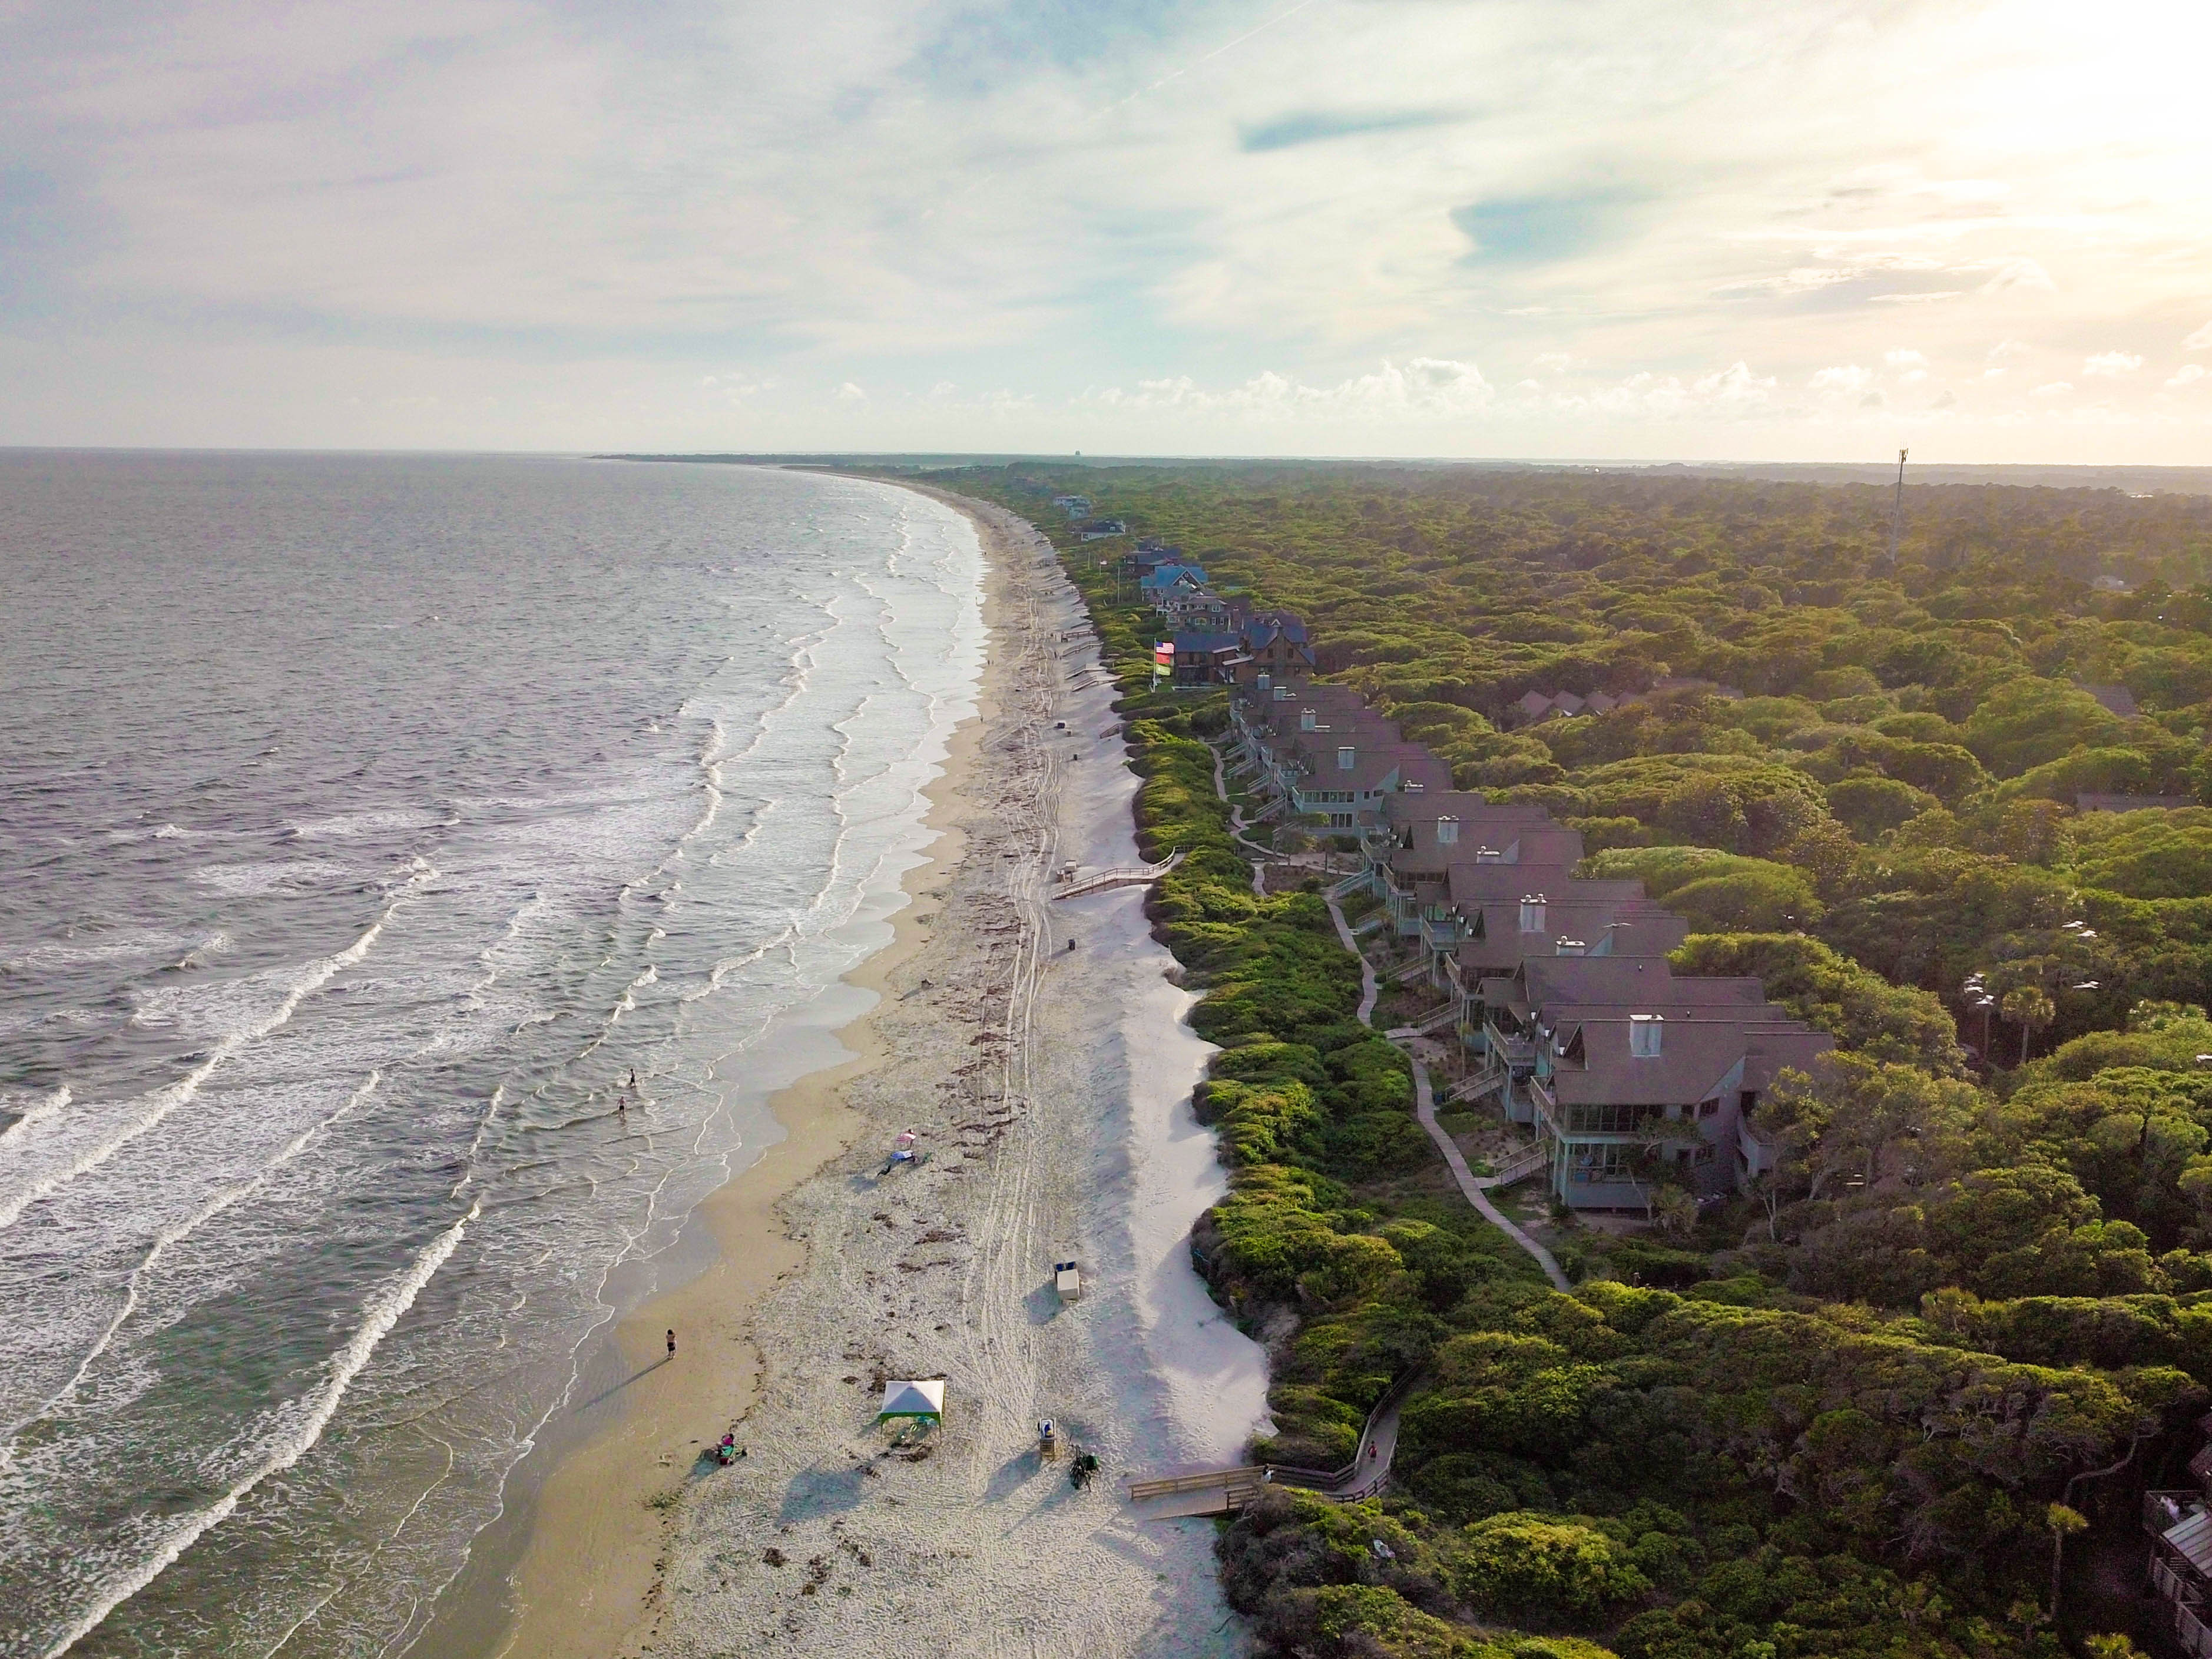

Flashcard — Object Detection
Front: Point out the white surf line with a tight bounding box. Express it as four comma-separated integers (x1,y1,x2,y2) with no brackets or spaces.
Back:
0,863,431,1234
40,1200,480,1659
0,1071,388,1469
256,1432,459,1659
0,1084,68,1149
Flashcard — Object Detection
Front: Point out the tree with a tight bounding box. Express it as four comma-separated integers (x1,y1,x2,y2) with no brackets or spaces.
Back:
2002,985,2056,1065
2045,1502,2086,1621
1652,1184,1700,1239
2083,1634,2153,1659
1784,1052,1977,1196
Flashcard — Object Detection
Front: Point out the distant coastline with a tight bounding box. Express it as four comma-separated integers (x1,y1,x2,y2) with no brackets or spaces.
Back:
597,452,2212,496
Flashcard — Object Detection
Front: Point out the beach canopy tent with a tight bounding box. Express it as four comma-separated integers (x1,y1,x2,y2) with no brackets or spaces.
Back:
877,1379,945,1425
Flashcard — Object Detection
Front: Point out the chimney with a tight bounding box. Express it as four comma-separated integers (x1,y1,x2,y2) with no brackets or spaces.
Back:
1300,708,1317,730
1435,816,1459,846
1274,684,1291,701
1518,896,1546,933
1256,673,1271,693
1630,1014,1664,1057
1555,938,1585,956
1337,746,1356,771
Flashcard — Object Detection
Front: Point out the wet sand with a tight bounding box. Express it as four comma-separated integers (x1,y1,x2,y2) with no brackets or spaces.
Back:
467,488,1269,1658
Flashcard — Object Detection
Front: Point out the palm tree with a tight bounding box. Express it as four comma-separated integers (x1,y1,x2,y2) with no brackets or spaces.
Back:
2001,985,2055,1065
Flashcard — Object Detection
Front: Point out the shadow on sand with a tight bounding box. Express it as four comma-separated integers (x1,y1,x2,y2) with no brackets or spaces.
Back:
1022,1281,1064,1326
575,1354,670,1412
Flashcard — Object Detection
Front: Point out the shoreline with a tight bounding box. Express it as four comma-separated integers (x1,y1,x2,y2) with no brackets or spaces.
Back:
456,478,1267,1659
437,479,994,1659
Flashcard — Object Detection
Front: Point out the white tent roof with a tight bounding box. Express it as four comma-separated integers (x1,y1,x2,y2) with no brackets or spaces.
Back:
877,1379,945,1418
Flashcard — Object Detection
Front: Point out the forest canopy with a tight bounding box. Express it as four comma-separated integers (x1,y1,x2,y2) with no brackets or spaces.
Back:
913,460,2212,1659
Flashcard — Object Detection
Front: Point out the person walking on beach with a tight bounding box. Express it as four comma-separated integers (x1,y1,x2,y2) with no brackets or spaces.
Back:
666,1329,677,1358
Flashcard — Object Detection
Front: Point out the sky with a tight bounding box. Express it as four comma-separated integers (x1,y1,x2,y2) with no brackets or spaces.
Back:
3,0,2209,460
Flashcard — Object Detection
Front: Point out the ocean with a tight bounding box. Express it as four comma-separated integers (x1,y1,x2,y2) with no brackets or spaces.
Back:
0,453,985,1657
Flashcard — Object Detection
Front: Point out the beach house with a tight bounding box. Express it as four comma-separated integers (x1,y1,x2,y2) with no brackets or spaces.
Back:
1169,630,1246,686
1138,563,1210,609
1234,611,1316,684
1463,957,1832,1208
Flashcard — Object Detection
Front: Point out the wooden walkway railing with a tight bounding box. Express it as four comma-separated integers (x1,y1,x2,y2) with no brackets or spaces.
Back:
1052,849,1184,900
1483,1144,1549,1190
1125,1466,1267,1502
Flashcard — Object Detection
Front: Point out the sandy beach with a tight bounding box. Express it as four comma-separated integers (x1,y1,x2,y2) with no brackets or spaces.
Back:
475,486,1270,1658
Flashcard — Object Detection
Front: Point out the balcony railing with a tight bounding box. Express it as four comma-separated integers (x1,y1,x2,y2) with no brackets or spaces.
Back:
2178,1601,2212,1659
1488,1022,1536,1074
1526,1075,1560,1138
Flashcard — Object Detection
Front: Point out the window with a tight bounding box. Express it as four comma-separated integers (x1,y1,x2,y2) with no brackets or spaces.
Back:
1697,1097,1720,1119
1739,1090,1759,1117
1569,1145,1637,1181
1565,1104,1655,1133
1337,746,1356,771
1693,1144,1717,1165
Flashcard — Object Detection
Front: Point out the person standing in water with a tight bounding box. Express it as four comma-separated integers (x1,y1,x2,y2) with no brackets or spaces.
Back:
666,1329,677,1357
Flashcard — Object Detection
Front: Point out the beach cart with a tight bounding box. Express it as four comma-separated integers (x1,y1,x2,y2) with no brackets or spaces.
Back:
1054,1259,1082,1302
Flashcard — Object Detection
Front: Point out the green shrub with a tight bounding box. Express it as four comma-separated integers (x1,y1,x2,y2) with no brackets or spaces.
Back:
1444,1513,1652,1620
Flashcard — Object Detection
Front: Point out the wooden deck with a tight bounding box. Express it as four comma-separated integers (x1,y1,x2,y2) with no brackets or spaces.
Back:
1124,1465,1267,1518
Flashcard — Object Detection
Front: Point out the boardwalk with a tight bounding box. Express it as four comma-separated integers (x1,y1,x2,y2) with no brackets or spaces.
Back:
1051,849,1184,899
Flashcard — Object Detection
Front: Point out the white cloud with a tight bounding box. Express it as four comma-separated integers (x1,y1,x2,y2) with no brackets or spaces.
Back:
2031,381,2075,398
2169,364,2206,388
1579,362,1777,419
1088,358,1494,422
1980,259,2056,294
2084,351,2144,376
1884,347,1929,384
6,0,2212,455
700,372,771,401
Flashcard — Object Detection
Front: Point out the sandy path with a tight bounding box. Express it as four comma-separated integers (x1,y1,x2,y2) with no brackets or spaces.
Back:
1321,893,1568,1291
597,495,1267,1658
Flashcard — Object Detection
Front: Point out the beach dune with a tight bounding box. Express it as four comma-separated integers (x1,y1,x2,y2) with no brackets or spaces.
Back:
481,489,1270,1658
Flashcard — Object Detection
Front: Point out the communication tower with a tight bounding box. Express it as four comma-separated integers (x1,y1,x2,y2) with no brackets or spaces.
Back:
1888,448,1908,569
